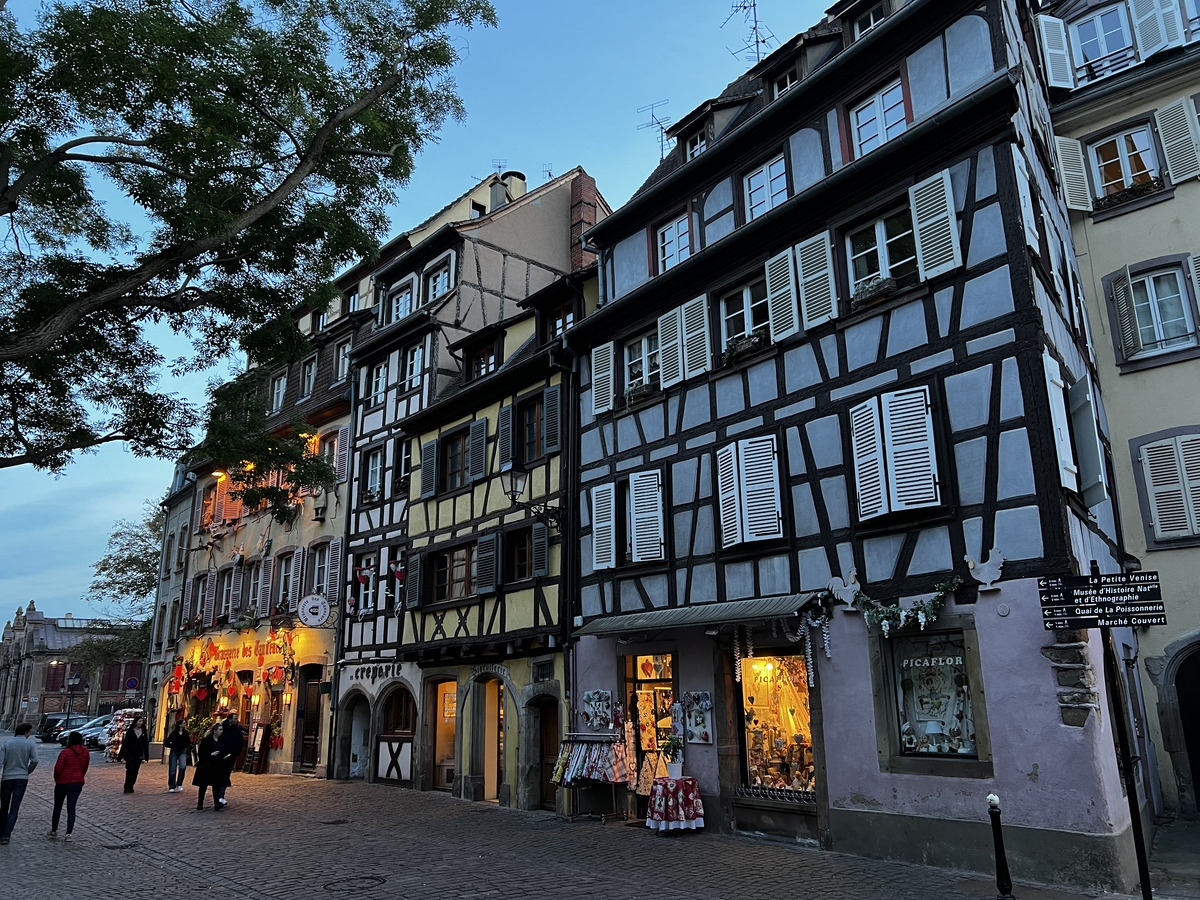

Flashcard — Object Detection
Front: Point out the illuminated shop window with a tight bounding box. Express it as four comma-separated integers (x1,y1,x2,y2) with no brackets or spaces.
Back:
893,632,977,757
740,655,816,799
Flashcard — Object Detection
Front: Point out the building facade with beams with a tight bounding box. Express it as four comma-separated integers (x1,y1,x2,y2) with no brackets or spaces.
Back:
1038,0,1200,817
152,293,360,777
568,0,1145,890
334,168,609,787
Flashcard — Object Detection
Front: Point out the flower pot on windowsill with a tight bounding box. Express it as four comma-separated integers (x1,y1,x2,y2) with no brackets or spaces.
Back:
1093,176,1164,212
850,276,896,311
624,381,659,406
722,330,770,365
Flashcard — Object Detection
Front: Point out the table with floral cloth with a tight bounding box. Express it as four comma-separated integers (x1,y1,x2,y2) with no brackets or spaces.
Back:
645,775,704,832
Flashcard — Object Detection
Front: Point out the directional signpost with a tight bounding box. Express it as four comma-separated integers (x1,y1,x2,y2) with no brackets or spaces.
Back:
1039,569,1165,900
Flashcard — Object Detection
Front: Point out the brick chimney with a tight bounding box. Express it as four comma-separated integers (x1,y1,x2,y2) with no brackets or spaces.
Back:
571,172,600,271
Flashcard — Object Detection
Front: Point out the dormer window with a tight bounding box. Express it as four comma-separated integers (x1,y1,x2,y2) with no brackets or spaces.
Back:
773,70,798,99
470,200,487,219
851,78,908,157
1071,6,1133,81
468,344,498,380
854,3,886,39
686,132,706,160
547,301,575,340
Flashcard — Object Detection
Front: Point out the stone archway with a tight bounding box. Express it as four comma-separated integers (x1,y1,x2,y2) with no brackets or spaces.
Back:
1149,632,1200,818
333,689,371,781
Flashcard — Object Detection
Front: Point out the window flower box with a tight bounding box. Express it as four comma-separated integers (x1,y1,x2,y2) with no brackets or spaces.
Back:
1094,176,1164,212
624,381,659,406
722,328,769,365
850,275,896,311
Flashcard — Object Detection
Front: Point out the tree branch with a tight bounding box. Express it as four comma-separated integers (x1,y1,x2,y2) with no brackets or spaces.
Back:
60,153,193,181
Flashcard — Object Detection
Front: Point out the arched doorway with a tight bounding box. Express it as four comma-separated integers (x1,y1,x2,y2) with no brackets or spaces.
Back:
468,676,504,802
344,694,371,779
1178,648,1200,814
377,685,416,784
296,663,324,770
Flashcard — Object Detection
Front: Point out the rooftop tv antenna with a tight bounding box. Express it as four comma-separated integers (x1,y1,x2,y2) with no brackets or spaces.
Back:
542,162,553,181
723,0,778,65
637,100,673,160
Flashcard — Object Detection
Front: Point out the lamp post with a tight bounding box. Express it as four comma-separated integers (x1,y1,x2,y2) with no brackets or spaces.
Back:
59,670,82,727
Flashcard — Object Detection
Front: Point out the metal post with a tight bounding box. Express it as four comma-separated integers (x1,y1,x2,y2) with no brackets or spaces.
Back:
987,793,1016,900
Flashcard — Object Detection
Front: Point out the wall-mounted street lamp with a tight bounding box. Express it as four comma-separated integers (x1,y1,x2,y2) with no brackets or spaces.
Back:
498,463,564,530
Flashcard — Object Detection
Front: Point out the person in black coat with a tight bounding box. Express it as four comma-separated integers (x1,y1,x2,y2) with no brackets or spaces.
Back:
117,715,150,794
192,722,230,810
214,712,244,808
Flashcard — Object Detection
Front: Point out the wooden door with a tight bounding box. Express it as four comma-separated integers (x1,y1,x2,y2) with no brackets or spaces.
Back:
300,680,321,768
539,700,559,811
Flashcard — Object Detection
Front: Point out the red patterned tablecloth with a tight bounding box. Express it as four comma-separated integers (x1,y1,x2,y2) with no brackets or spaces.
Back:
646,775,705,831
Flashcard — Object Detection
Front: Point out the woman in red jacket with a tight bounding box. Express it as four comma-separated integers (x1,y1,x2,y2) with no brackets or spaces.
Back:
50,731,89,841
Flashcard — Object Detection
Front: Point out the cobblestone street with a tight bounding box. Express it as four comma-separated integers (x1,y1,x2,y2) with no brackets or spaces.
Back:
0,740,1183,899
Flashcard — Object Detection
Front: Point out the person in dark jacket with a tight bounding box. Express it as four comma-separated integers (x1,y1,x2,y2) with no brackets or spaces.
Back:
49,732,89,841
192,722,229,810
214,712,244,808
117,715,149,793
163,720,191,793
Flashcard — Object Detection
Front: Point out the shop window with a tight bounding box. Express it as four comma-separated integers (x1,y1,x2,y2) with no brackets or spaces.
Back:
739,655,816,798
382,688,417,734
623,654,676,778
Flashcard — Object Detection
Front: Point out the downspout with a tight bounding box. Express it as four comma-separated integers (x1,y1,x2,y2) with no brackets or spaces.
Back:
326,354,358,780
558,332,582,740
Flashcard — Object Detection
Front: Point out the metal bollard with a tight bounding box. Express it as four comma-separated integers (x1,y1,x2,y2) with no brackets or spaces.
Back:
987,793,1016,900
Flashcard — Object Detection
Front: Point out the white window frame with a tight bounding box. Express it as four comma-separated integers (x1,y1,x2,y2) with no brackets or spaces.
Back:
744,154,788,221
629,470,665,562
363,448,384,501
346,290,360,312
846,207,917,294
854,3,886,38
773,69,798,98
720,278,770,346
1068,5,1135,83
716,435,784,546
624,332,660,390
219,571,233,620
269,373,287,413
355,554,377,611
404,345,423,391
850,386,941,521
423,254,453,305
275,553,293,611
335,340,351,382
299,356,316,399
390,281,414,325
311,544,329,595
1187,0,1200,38
246,562,261,615
851,78,907,157
686,132,706,160
368,361,388,406
1140,434,1200,540
1130,267,1197,357
1089,124,1159,197
657,213,691,273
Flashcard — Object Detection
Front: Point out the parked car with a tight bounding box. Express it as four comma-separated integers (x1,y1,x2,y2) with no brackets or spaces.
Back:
59,714,111,746
36,712,89,743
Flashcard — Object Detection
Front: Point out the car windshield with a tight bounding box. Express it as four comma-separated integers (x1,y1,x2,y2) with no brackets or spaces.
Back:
77,716,109,730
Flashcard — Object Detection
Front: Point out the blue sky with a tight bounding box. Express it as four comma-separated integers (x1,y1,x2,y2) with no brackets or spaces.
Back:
0,0,828,622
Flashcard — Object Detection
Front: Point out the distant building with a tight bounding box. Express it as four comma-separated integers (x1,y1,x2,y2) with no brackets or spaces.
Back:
0,601,145,728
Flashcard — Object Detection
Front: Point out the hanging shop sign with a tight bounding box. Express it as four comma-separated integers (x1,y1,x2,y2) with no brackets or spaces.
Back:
297,593,331,628
1038,572,1166,630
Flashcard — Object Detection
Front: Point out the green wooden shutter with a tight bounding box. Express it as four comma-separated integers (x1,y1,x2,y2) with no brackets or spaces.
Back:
420,439,438,498
543,385,561,455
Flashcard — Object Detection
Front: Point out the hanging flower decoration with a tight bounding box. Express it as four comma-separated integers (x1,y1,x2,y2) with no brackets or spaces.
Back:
855,577,963,637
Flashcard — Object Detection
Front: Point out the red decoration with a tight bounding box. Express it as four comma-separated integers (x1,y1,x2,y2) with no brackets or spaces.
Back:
195,687,209,701
227,684,237,696
258,655,264,667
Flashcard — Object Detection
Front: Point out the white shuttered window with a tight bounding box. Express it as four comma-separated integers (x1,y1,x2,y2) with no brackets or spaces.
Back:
909,170,962,281
850,386,940,521
592,342,615,415
592,483,617,570
1154,96,1200,183
1140,435,1200,539
629,471,665,562
1043,353,1080,491
658,296,712,388
716,435,784,546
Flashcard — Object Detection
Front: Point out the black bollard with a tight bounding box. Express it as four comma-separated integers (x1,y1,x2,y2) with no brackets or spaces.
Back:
987,793,1016,900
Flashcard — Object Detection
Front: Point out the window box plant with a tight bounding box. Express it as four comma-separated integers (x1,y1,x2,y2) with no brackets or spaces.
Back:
624,380,659,406
1094,176,1164,212
850,275,896,311
722,327,770,365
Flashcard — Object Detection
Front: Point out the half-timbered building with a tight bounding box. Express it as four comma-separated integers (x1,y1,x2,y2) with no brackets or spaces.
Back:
1038,0,1200,819
335,168,609,787
569,0,1140,890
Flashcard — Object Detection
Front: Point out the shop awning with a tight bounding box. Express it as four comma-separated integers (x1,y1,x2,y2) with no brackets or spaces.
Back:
573,593,817,637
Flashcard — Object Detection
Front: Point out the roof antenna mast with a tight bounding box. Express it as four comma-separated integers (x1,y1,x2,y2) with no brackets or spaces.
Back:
636,99,672,161
723,0,778,65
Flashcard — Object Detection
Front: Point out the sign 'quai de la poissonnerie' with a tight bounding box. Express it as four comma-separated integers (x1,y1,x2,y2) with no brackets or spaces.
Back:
1038,572,1166,631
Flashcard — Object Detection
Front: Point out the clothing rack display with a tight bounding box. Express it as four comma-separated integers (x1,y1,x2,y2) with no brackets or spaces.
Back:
553,732,629,823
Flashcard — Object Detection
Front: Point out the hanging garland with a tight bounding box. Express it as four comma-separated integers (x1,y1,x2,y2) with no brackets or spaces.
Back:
855,576,963,637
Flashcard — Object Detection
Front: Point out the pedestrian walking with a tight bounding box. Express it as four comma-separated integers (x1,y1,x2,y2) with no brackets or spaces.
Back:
163,720,191,792
0,722,39,845
192,722,229,810
117,714,150,793
49,731,89,842
215,712,244,808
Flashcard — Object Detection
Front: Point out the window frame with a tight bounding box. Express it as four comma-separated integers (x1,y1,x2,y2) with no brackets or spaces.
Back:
849,76,909,159
441,430,470,493
353,553,376,613
1103,255,1200,371
218,569,234,620
773,68,798,98
1068,4,1135,84
299,355,317,400
467,341,498,381
656,211,692,274
310,542,330,596
334,340,351,383
743,153,789,222
505,528,534,583
546,300,576,340
624,330,661,391
719,277,770,347
432,543,475,603
518,393,545,464
269,372,287,413
361,446,384,504
854,3,886,39
845,206,919,295
1088,123,1161,199
686,131,706,160
423,253,454,306
344,290,360,314
367,360,388,407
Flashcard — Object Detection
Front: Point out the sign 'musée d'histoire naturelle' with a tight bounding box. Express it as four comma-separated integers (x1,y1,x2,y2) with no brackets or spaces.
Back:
1038,572,1166,631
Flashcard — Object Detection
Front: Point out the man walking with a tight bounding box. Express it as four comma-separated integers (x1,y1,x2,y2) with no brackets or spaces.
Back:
215,712,244,808
0,723,40,844
163,719,191,792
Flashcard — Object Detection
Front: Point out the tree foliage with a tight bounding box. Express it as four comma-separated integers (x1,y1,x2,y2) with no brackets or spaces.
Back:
0,0,496,472
85,498,166,620
66,618,152,675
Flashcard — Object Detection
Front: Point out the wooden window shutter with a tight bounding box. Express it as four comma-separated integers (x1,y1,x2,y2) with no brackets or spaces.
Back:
335,425,350,483
795,232,838,331
498,405,514,469
716,443,743,546
543,385,562,455
191,489,204,533
258,557,274,617
591,483,617,570
1036,16,1075,89
629,470,665,562
1155,97,1200,184
658,306,684,388
213,479,227,523
1043,352,1080,491
406,553,423,609
532,522,549,577
909,170,962,281
591,342,614,415
681,296,712,379
850,397,889,520
223,486,242,523
1011,146,1040,252
1068,376,1109,508
1141,438,1196,539
1180,436,1200,534
881,387,940,512
289,548,305,611
1111,267,1143,360
738,435,784,542
1158,0,1185,47
203,574,217,625
1054,136,1094,212
326,538,342,600
420,439,438,498
181,578,193,621
230,566,243,612
476,534,498,594
469,418,488,483
764,247,800,341
1131,0,1169,58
